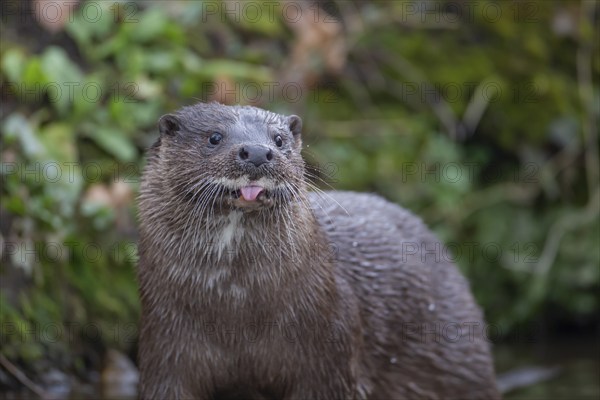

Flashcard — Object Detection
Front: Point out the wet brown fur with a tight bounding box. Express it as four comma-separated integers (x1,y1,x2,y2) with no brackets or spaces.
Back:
137,102,500,399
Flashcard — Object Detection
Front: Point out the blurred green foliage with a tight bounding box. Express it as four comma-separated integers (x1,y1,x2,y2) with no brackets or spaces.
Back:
1,0,598,373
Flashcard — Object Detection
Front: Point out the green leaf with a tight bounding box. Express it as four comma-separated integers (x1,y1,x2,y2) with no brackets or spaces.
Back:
4,196,26,215
1,48,27,83
87,126,137,162
197,60,274,81
2,114,45,159
22,58,46,87
38,123,77,162
126,7,168,42
65,1,115,45
235,3,284,36
40,47,84,115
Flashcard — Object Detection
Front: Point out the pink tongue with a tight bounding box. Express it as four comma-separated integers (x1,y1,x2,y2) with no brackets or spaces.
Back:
240,185,264,201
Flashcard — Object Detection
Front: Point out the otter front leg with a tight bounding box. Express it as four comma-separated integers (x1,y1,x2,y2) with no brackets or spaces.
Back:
137,340,198,399
138,367,195,400
137,310,213,399
284,361,360,400
282,332,363,399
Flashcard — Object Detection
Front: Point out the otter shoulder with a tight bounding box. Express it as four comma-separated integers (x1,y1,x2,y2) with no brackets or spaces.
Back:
307,190,444,274
308,191,427,236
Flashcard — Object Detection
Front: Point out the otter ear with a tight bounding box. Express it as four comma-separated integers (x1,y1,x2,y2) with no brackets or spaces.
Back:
158,114,180,136
287,115,302,149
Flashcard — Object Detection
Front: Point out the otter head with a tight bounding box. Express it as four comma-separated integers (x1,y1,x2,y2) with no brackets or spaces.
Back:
155,102,304,213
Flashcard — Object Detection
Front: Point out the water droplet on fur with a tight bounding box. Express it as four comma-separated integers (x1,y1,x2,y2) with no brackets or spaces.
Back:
428,303,436,311
390,357,397,364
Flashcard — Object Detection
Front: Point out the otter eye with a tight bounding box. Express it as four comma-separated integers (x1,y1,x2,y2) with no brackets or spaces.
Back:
209,133,222,145
274,135,283,147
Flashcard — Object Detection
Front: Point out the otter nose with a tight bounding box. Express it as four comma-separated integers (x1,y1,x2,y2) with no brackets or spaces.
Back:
238,145,273,167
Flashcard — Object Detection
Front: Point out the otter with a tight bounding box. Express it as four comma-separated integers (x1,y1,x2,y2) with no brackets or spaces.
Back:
137,102,500,399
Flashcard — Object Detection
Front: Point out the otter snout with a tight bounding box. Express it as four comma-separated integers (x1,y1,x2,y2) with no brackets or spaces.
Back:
238,145,273,167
